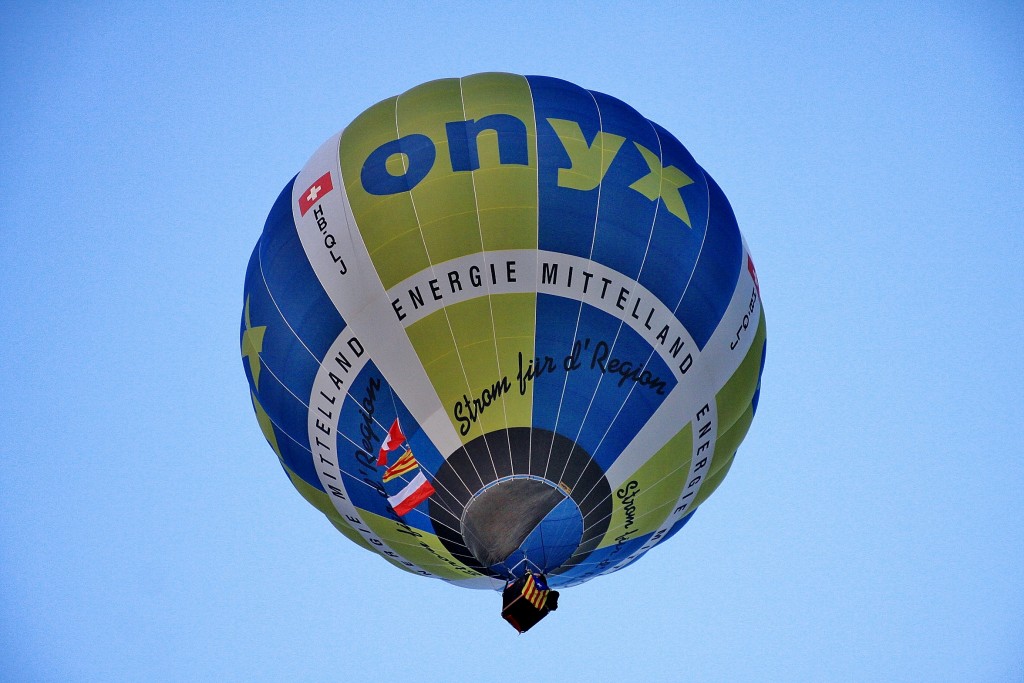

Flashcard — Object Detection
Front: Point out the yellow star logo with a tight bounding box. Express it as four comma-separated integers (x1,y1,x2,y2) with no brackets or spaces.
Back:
241,295,267,389
629,142,694,227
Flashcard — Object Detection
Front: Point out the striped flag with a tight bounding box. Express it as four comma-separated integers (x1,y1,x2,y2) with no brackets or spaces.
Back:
387,471,435,516
382,450,420,482
522,572,549,610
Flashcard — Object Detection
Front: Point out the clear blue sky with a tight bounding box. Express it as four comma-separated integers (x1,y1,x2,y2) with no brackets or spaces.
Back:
2,2,1022,681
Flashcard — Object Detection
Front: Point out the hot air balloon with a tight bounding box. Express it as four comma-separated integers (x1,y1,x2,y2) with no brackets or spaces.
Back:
240,73,765,631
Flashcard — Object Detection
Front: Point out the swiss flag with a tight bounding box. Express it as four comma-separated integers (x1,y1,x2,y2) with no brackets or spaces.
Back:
298,172,334,216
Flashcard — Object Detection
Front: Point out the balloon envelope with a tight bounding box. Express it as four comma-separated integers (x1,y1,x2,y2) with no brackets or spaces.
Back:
241,73,766,590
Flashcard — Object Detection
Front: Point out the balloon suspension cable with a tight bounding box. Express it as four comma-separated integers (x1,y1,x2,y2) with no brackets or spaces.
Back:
504,556,544,584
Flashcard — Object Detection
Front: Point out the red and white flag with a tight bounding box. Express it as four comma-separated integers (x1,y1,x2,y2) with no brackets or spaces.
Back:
377,418,406,466
387,471,436,516
747,255,760,296
298,172,334,216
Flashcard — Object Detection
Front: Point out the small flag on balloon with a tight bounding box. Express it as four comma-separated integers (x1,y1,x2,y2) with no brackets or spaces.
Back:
298,172,334,216
387,471,435,516
382,450,420,483
377,418,406,467
522,571,550,611
747,255,760,296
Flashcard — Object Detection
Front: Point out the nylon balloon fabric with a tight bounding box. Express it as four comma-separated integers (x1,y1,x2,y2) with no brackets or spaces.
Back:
240,73,766,590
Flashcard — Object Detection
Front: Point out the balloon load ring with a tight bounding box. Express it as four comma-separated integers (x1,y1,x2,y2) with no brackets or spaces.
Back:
430,427,612,580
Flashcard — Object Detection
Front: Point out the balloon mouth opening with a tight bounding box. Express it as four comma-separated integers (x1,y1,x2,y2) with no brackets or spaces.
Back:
460,475,584,576
427,427,613,581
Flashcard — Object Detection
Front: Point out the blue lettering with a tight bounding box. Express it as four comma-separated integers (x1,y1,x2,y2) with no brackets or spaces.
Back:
360,133,435,195
446,114,529,172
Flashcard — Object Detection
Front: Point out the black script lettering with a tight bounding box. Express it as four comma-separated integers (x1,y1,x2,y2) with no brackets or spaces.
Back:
730,286,759,350
453,375,513,435
517,352,558,395
358,376,382,463
617,480,640,533
590,341,667,395
563,339,583,371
